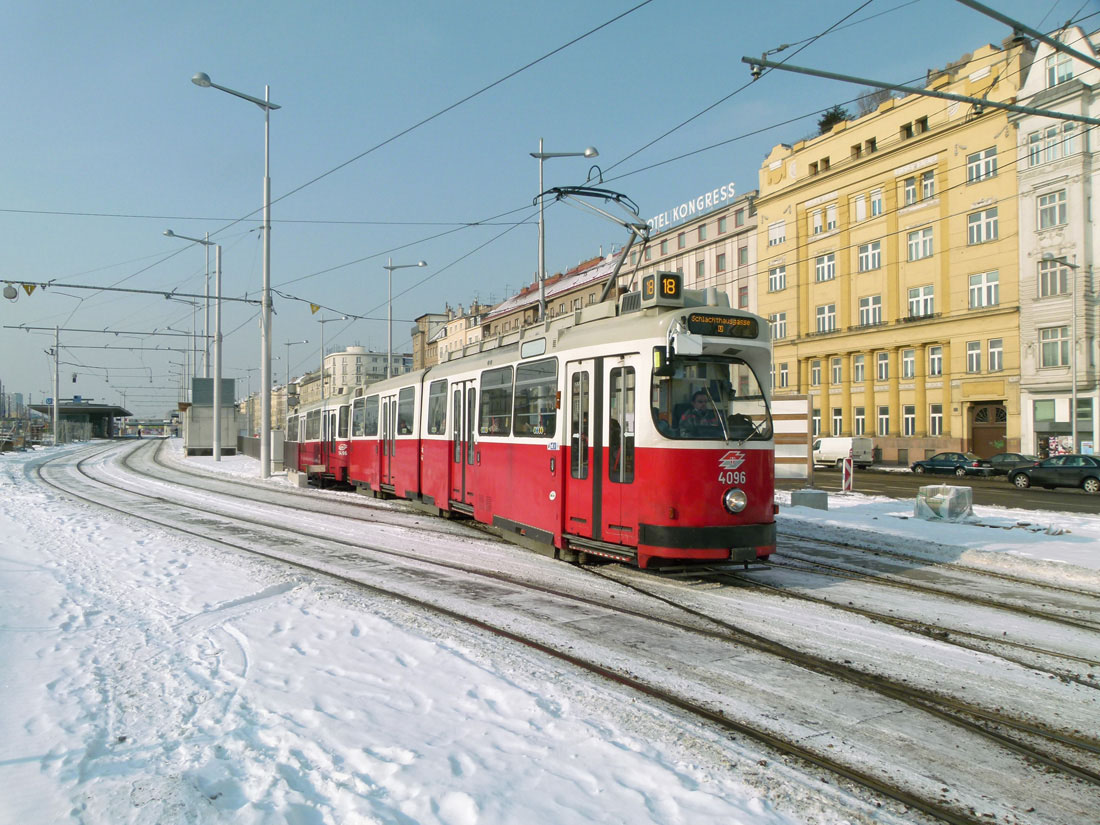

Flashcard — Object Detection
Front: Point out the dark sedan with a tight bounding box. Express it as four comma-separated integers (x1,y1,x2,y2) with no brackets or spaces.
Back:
988,452,1041,475
911,451,995,477
1008,454,1100,493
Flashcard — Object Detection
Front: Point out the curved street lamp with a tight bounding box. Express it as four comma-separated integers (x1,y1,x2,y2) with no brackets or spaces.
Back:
192,71,280,477
382,259,427,378
165,229,224,461
530,140,597,320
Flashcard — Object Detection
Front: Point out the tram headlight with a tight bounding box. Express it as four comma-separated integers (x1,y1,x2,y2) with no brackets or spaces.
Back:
723,488,747,514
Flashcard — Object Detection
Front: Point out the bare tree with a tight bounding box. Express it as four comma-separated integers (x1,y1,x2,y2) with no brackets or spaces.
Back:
857,86,894,117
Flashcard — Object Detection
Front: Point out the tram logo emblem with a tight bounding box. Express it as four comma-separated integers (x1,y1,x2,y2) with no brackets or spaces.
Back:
718,450,746,470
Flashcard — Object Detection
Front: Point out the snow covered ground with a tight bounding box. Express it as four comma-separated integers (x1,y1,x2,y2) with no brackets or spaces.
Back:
2,439,1098,824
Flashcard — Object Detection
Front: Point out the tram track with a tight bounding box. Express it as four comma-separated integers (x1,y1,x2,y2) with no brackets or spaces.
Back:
27,439,1100,825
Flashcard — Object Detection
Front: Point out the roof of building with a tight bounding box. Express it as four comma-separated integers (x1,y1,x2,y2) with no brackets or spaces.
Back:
483,252,622,321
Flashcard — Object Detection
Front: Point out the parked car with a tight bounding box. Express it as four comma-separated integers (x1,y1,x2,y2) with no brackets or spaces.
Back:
988,452,1041,475
911,451,995,477
813,436,874,468
1007,454,1100,492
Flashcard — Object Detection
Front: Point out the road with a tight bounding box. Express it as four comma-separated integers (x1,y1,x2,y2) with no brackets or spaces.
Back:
779,467,1100,514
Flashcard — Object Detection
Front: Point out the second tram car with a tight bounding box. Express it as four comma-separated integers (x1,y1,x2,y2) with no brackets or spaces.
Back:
288,273,775,568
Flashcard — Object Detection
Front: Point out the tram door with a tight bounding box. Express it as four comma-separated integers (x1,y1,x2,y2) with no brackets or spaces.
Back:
380,394,398,487
564,359,598,539
321,408,338,467
450,381,477,507
602,357,638,546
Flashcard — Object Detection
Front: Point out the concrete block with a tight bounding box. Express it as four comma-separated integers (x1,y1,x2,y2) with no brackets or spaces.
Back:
791,488,828,510
915,485,973,521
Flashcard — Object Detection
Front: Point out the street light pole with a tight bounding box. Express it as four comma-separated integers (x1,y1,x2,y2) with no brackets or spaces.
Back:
318,316,347,400
165,230,223,461
530,139,598,321
192,71,280,478
284,339,309,387
382,259,427,378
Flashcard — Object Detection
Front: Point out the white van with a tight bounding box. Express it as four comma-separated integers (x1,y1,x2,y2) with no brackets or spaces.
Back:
813,436,874,468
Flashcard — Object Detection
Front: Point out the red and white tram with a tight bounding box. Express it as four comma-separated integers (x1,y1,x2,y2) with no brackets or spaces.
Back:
288,272,775,568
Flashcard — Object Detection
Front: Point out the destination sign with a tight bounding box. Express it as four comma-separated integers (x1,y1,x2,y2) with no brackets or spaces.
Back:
685,313,759,339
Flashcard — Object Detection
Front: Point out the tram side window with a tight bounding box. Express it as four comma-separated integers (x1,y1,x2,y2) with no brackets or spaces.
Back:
479,366,513,435
351,398,365,437
287,415,299,442
306,410,321,441
397,387,415,435
363,395,379,437
338,405,350,439
570,372,589,479
609,366,635,483
513,358,557,437
427,380,448,435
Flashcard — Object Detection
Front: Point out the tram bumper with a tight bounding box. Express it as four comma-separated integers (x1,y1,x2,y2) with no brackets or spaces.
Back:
636,522,776,567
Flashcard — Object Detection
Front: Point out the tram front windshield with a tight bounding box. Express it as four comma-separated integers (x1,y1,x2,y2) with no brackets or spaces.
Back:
651,357,773,442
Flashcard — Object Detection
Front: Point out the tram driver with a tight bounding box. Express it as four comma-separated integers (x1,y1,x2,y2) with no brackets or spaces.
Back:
679,391,720,435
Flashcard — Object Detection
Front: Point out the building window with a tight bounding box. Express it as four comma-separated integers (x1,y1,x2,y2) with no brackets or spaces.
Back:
854,407,866,435
812,210,823,235
779,363,789,388
812,408,821,437
831,357,842,384
1046,51,1073,87
1040,326,1070,367
921,170,935,200
908,285,934,318
858,295,882,326
988,338,1003,372
903,405,916,436
769,312,787,340
853,194,866,222
966,147,997,182
660,239,669,255
815,304,837,333
826,204,837,230
815,253,836,282
1029,124,1077,166
966,341,981,373
877,406,890,436
738,246,749,266
738,285,749,308
968,270,999,308
930,404,943,436
858,241,881,272
716,252,727,272
1037,190,1067,229
768,265,786,292
876,352,889,381
811,360,821,386
903,176,917,205
853,355,865,383
677,232,686,249
907,227,933,261
698,224,708,242
644,248,651,261
832,408,843,436
767,220,785,246
902,349,915,378
1038,259,1069,297
717,216,728,234
928,346,943,376
870,189,883,217
967,207,998,244
735,209,745,227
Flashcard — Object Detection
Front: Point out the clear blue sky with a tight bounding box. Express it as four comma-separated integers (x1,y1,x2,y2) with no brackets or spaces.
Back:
0,0,1080,417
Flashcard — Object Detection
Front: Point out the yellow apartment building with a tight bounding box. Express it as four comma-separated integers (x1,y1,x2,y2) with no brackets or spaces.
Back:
756,39,1034,463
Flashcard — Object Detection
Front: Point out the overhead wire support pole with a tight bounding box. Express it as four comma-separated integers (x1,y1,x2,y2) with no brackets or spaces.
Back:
952,0,1100,74
739,57,1100,127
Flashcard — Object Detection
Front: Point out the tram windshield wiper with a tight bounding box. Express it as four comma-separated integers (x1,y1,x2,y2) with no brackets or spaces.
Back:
704,387,730,443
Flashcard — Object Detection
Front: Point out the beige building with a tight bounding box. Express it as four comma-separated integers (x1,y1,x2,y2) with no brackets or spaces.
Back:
755,39,1034,463
620,189,759,313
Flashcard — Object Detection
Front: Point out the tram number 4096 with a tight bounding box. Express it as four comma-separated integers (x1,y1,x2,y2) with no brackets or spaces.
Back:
718,470,747,485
